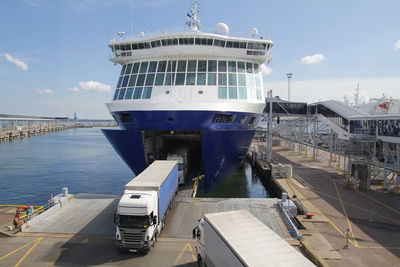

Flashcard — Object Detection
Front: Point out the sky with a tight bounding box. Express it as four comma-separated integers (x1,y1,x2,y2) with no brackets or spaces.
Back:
1,0,399,119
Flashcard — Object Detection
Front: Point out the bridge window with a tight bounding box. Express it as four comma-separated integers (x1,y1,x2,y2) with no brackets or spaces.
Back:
125,64,132,75
120,65,126,76
118,88,126,100
132,63,140,74
198,60,207,72
197,73,206,85
142,87,152,99
117,76,123,88
128,75,137,87
218,73,227,85
155,73,165,86
177,60,187,72
238,74,246,86
228,73,237,86
157,61,167,72
125,88,134,99
167,60,177,72
228,61,236,72
208,60,217,72
229,87,238,99
165,73,175,85
132,74,143,87
122,76,129,87
139,62,148,73
186,73,196,85
175,73,185,85
133,87,142,99
145,74,155,86
218,87,227,99
113,89,120,100
238,62,245,73
114,60,263,100
256,89,262,100
207,73,216,85
246,63,253,73
148,61,157,72
239,87,247,99
187,60,197,72
218,61,227,72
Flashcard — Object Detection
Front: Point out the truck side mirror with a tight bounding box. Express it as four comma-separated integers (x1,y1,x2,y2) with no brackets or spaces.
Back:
153,215,157,225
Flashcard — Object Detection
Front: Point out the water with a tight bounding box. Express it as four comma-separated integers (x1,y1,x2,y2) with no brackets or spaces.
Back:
0,127,269,205
196,161,269,198
0,127,133,205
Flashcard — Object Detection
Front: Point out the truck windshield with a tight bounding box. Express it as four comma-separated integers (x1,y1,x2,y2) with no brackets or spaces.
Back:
117,215,150,229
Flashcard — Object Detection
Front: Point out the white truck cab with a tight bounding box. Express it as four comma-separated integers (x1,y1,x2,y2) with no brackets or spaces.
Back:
114,191,160,252
114,161,178,253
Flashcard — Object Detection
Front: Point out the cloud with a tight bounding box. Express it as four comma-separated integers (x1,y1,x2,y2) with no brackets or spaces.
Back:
77,81,111,93
66,0,179,12
24,0,44,7
301,53,325,64
394,39,400,50
264,77,400,104
68,87,80,92
261,64,272,76
3,54,28,71
36,89,54,95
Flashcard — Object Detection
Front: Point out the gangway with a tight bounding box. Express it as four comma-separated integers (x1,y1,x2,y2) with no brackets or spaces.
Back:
260,96,400,193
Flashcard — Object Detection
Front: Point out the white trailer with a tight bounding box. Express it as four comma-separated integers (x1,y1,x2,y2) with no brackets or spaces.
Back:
193,210,314,267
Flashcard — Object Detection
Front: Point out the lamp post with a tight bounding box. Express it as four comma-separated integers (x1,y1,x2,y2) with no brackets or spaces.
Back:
287,73,293,102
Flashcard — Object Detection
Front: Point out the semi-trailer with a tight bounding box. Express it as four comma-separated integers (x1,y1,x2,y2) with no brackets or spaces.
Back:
114,160,178,253
193,210,314,266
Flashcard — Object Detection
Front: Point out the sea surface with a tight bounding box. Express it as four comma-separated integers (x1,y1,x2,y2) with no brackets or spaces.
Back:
0,127,268,205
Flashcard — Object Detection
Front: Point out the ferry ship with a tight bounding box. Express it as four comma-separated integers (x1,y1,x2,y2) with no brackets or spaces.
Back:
102,2,273,192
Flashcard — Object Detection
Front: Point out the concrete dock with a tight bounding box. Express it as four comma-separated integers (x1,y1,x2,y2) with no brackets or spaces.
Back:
254,143,400,266
0,193,293,266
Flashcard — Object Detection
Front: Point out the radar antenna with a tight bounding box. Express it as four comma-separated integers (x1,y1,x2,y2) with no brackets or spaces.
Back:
185,1,201,32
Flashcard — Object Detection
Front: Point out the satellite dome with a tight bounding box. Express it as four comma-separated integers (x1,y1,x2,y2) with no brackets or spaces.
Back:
214,22,229,35
251,27,258,36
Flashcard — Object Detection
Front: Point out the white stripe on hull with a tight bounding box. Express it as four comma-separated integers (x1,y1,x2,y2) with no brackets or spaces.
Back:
106,102,265,114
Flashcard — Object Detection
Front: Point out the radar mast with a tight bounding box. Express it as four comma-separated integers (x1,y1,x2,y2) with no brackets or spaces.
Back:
185,1,201,32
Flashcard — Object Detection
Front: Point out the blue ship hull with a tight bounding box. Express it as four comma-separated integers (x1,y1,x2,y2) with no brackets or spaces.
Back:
102,110,261,192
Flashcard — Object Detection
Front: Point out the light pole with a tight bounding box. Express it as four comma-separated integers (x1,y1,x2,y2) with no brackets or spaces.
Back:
287,73,293,102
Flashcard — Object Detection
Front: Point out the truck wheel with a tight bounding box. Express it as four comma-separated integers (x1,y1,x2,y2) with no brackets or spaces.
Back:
197,254,202,267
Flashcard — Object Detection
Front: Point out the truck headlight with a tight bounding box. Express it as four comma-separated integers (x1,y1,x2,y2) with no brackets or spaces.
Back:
116,228,121,240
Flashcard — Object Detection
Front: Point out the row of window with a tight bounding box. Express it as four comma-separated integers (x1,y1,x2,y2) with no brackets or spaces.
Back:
112,38,270,52
117,72,261,88
112,86,262,101
113,87,153,100
350,119,400,137
119,60,260,76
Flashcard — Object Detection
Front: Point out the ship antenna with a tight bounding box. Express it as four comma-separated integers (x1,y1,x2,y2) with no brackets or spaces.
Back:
354,81,361,107
185,0,201,32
